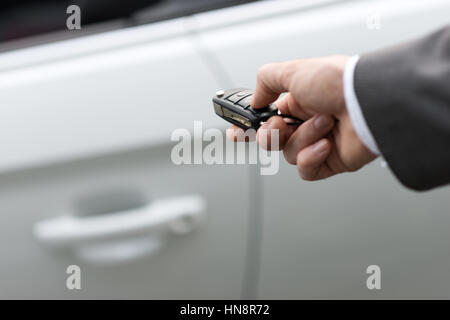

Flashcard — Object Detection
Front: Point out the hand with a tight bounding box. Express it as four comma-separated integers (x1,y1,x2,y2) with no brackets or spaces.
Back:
227,56,378,180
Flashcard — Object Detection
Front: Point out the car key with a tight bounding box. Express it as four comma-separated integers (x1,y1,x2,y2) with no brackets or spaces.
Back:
212,88,303,130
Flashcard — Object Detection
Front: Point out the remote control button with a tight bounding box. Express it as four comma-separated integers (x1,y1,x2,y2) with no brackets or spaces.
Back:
224,88,246,99
237,95,253,108
248,104,278,114
226,90,253,103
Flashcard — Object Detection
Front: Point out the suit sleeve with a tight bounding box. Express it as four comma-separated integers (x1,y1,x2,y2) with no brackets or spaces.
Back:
354,26,450,191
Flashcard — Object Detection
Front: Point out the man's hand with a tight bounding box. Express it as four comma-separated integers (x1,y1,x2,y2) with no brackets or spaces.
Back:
227,56,378,180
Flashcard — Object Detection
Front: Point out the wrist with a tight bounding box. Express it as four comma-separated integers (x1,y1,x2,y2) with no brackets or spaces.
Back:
341,113,379,170
329,55,351,120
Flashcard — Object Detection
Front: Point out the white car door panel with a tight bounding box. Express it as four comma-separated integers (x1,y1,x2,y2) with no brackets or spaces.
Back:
0,0,449,299
0,18,225,173
0,144,250,299
0,18,250,299
193,0,450,298
259,159,450,299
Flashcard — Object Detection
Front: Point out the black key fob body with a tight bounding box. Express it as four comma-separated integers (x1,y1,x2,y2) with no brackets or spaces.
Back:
212,88,279,130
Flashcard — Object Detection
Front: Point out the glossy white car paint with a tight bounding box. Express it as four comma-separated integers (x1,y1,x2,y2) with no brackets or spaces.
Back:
0,0,449,299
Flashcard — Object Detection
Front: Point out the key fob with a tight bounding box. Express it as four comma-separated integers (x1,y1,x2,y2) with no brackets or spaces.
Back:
212,88,279,130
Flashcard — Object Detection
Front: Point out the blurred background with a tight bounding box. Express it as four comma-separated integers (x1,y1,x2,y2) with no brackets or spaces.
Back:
0,0,449,299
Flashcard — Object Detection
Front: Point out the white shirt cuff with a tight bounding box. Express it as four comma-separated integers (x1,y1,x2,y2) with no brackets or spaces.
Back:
343,55,380,156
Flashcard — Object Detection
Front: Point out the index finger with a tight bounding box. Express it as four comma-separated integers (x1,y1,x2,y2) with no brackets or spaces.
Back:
251,62,292,109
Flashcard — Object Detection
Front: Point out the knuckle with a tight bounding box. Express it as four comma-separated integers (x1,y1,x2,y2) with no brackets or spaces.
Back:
299,121,315,139
280,61,297,89
257,64,272,78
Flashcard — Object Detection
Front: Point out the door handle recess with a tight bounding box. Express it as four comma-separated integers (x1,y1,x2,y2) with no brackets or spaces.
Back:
33,195,206,265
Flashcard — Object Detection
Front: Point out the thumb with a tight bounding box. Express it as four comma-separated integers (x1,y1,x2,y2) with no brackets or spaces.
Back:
251,62,291,108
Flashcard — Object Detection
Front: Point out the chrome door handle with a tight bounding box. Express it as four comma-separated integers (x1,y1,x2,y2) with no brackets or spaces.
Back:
33,195,206,265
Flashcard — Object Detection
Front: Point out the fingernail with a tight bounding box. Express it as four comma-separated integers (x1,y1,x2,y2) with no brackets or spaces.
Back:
314,114,331,129
313,140,328,153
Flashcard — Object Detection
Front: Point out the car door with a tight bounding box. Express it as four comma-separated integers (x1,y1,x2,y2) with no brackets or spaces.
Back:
193,0,450,298
0,9,252,299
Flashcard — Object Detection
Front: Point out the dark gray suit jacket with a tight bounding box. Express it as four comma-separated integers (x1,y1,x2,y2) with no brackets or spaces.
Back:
354,26,450,191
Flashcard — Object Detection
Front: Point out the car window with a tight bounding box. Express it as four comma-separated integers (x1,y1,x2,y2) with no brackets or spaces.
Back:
0,0,260,52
